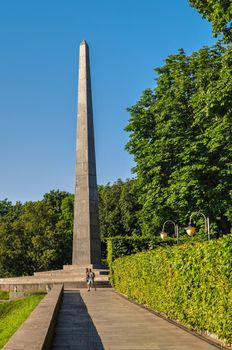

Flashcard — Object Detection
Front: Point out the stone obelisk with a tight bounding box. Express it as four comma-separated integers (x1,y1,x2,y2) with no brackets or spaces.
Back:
72,40,101,265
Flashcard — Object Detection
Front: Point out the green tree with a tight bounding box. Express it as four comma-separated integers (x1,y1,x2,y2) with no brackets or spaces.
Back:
61,194,74,226
27,191,73,271
189,0,232,42
126,42,232,236
119,179,141,235
0,190,73,276
98,179,141,238
0,199,12,217
0,202,32,277
98,180,124,238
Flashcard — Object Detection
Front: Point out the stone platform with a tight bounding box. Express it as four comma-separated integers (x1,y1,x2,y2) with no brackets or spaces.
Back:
0,265,109,291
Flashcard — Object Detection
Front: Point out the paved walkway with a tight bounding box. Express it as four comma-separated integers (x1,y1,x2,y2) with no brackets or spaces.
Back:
51,289,218,350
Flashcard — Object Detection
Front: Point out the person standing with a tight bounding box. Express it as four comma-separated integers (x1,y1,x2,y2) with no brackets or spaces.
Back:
87,268,96,291
85,268,89,290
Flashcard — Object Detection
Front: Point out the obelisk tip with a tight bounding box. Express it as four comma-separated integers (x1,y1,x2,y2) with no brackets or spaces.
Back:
81,40,88,46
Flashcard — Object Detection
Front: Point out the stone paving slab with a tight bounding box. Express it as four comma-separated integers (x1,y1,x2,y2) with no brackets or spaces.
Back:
51,289,218,350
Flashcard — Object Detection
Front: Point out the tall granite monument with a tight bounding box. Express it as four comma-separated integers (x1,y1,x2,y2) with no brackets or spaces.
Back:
72,40,101,265
0,41,109,292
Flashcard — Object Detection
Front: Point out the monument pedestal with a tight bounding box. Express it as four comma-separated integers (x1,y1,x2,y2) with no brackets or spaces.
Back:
0,265,109,292
63,264,107,270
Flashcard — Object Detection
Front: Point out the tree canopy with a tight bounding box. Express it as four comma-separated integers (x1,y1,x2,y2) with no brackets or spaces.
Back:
189,0,232,42
0,181,141,276
0,191,73,277
126,42,232,236
98,179,141,238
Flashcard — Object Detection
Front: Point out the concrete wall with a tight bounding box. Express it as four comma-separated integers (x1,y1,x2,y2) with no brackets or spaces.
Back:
3,284,63,350
0,280,109,291
0,283,49,292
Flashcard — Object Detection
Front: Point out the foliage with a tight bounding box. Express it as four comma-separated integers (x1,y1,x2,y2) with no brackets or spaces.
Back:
0,190,74,277
111,234,232,343
98,179,141,238
0,290,9,300
106,232,210,265
107,236,176,265
0,294,44,348
189,0,232,43
0,180,142,276
125,42,232,236
0,200,13,217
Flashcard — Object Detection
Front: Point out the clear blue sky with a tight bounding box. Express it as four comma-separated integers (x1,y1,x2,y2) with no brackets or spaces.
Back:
0,0,216,203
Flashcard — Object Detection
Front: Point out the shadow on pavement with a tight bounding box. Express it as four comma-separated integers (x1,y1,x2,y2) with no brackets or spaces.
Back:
51,291,104,350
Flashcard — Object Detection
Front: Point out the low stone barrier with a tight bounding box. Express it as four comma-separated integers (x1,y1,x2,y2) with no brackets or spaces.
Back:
3,284,63,350
0,266,109,292
9,291,25,300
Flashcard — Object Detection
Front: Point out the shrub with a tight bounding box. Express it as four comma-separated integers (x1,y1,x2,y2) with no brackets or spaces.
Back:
111,234,232,343
106,236,176,265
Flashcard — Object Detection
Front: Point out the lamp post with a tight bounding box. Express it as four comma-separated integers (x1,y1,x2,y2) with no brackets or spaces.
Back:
185,212,210,240
160,220,179,244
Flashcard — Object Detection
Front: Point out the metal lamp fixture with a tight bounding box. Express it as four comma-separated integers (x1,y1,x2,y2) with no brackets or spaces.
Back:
160,220,179,244
185,211,210,240
185,224,196,237
160,231,168,240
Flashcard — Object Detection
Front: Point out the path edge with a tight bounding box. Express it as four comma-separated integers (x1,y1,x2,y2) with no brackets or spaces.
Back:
113,289,230,350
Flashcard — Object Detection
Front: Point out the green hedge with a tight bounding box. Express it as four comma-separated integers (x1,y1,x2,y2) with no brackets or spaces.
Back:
106,234,206,265
106,236,176,265
111,234,232,343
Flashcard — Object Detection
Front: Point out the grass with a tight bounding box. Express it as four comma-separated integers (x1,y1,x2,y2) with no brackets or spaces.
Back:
0,294,44,348
0,291,9,300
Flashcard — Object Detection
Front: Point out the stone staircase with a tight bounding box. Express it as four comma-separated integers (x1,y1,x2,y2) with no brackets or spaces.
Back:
0,265,110,291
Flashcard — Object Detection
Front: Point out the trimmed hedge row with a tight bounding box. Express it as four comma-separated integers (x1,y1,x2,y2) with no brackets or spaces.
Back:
111,234,232,343
106,236,176,265
106,234,208,265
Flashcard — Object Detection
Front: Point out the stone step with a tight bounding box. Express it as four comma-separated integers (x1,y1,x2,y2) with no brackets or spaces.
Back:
34,269,65,275
0,275,109,283
33,271,109,278
33,265,109,278
0,280,110,292
0,265,110,291
63,264,108,270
